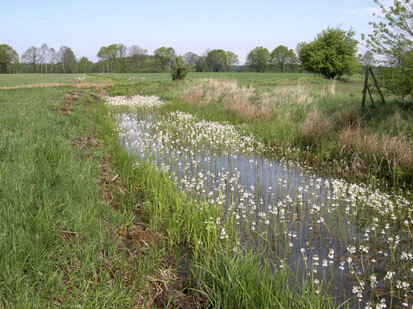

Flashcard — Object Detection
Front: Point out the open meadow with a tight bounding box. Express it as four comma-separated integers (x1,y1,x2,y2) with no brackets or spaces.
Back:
0,73,412,308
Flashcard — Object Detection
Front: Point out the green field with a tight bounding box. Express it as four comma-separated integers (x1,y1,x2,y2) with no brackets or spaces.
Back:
0,74,88,86
0,73,411,307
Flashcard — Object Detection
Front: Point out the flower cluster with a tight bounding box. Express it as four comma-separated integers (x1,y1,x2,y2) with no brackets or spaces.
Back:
105,95,165,108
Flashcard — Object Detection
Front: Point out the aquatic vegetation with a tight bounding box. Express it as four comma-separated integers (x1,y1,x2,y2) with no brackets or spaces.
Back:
105,94,164,108
116,103,412,307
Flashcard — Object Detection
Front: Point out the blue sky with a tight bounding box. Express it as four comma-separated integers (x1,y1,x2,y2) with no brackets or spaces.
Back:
0,0,382,64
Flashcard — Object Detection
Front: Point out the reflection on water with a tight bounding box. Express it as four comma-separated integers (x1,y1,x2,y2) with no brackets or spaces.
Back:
118,112,412,307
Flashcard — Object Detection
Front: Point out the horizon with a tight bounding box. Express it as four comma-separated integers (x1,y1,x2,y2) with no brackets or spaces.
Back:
1,0,385,64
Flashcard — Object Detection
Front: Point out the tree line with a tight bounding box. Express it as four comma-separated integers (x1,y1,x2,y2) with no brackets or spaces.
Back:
0,0,410,100
0,43,306,74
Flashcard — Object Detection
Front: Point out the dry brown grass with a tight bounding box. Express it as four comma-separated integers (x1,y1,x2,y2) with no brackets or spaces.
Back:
338,106,361,128
181,79,322,121
300,108,333,146
339,126,413,177
182,79,273,120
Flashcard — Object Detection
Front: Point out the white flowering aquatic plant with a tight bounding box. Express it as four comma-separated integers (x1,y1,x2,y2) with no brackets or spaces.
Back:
117,105,413,307
105,95,165,108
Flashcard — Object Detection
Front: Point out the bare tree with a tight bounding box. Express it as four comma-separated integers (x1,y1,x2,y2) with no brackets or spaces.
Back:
117,43,128,58
129,45,147,57
183,52,199,69
21,46,40,72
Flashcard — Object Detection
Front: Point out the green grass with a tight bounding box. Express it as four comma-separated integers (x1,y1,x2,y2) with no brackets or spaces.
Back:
0,74,85,86
0,87,167,307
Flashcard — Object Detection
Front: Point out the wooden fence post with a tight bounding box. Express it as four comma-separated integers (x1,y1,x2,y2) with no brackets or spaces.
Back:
369,67,386,104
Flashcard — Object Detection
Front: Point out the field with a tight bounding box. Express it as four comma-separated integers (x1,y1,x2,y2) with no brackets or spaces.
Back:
0,73,412,308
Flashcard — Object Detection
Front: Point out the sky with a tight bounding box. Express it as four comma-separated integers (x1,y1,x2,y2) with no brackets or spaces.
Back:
0,0,384,64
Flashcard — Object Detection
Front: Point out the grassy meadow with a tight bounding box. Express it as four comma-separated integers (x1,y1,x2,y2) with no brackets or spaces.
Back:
0,73,412,308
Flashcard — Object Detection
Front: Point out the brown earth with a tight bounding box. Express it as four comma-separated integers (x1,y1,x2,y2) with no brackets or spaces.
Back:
0,82,114,90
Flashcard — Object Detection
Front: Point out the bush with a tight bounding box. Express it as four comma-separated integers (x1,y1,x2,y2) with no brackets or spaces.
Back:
171,56,188,81
374,52,413,101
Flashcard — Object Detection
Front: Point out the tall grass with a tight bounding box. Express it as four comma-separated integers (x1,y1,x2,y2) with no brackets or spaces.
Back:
0,87,167,307
339,125,413,183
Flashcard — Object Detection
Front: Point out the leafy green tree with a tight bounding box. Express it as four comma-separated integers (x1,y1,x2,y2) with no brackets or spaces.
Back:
171,56,188,80
246,46,270,72
299,27,360,79
225,51,239,72
270,45,291,73
154,47,176,71
78,57,92,73
364,0,412,99
21,46,40,72
205,49,227,72
97,44,118,72
365,0,412,61
0,44,18,73
195,56,207,72
58,46,76,73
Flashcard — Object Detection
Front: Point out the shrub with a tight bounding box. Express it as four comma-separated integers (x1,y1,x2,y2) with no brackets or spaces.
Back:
171,56,188,81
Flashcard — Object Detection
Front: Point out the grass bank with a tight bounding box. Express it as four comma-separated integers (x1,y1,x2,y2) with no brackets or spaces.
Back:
0,87,174,307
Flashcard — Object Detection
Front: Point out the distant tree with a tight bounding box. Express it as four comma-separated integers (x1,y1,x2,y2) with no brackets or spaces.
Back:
78,57,91,73
270,45,293,73
0,44,18,73
295,43,305,72
58,46,76,73
195,56,207,72
154,47,176,71
129,45,148,70
299,27,360,79
97,44,118,72
364,0,412,99
225,51,239,72
39,43,49,73
171,56,188,80
205,49,227,72
183,52,199,70
49,48,57,73
117,43,128,58
22,46,40,72
129,45,147,57
287,51,299,72
246,46,270,72
358,51,375,67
